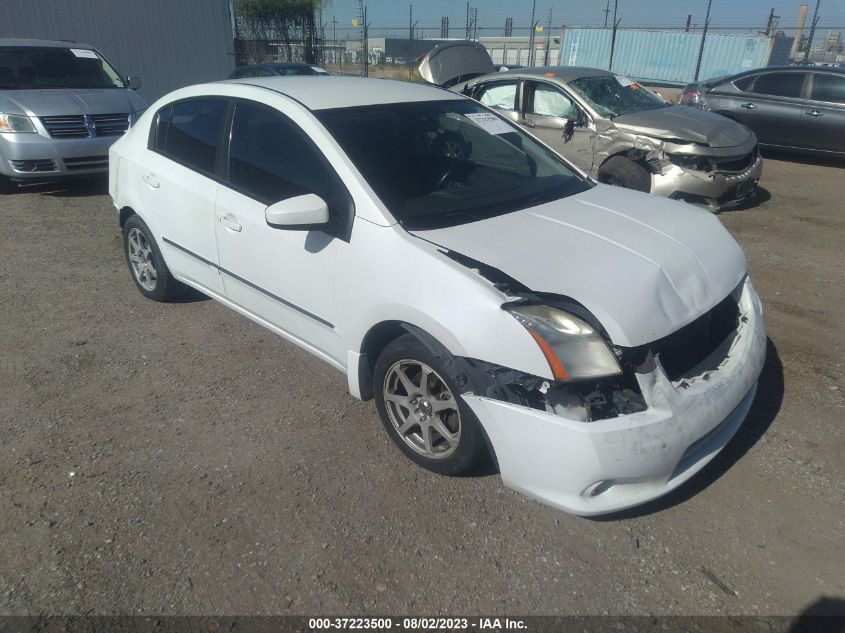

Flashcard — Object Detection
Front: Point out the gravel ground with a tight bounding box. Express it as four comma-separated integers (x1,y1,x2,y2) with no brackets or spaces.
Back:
1,153,843,617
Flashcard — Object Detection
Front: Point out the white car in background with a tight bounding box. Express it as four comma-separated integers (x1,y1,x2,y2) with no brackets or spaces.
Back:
109,76,766,515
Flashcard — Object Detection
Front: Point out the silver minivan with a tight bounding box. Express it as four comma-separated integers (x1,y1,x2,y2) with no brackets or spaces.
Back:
0,38,146,193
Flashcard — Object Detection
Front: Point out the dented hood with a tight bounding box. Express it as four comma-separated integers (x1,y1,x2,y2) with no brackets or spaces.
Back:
411,185,747,347
612,105,752,147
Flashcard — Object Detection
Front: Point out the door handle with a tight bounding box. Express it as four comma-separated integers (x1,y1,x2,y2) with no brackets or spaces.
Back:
219,214,242,232
807,109,823,117
142,172,159,188
740,102,756,110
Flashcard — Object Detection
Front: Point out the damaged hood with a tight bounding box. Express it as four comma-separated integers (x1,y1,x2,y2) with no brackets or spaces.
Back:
612,105,752,147
411,185,747,347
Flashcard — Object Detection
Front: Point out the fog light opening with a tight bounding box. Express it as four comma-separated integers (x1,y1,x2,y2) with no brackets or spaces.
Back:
585,479,616,497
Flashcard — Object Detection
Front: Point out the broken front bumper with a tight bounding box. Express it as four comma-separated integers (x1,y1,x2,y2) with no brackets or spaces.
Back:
464,279,766,516
651,155,763,212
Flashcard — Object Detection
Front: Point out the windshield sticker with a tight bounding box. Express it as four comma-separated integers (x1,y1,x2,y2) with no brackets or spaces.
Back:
464,112,514,135
70,48,99,59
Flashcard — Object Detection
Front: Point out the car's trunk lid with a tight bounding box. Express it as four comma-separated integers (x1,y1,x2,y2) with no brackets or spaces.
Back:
418,40,495,88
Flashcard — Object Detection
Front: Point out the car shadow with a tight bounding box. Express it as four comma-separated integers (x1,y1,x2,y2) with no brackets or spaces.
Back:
18,177,109,197
720,185,772,213
590,336,784,521
789,596,845,632
170,287,210,304
761,147,845,169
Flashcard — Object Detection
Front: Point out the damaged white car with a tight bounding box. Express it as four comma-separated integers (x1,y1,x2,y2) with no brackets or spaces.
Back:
109,77,766,515
420,41,763,212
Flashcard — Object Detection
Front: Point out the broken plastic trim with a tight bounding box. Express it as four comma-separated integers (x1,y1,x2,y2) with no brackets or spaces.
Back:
460,357,646,423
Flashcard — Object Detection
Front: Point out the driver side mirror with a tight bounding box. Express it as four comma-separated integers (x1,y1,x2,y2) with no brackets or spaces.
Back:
265,194,329,229
127,75,141,91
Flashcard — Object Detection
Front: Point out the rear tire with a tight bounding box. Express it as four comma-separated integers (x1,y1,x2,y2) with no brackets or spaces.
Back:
122,215,186,301
597,156,652,192
373,333,488,476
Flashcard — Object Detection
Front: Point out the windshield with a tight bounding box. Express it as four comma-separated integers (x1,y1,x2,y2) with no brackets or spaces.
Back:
316,100,589,229
0,46,125,90
568,75,665,118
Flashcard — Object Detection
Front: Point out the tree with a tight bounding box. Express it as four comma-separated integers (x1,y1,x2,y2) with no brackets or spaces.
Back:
234,0,325,64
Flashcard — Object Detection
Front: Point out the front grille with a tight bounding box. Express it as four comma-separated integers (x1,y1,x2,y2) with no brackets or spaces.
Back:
667,144,758,174
40,115,88,138
39,113,129,139
713,145,758,173
625,292,741,382
64,155,109,171
90,113,129,137
10,159,57,172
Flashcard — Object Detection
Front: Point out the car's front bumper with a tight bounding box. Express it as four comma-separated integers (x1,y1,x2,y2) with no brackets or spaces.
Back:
464,279,767,516
0,131,117,180
651,154,763,212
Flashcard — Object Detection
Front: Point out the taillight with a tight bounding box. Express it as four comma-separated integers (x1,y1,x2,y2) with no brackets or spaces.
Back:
679,90,703,106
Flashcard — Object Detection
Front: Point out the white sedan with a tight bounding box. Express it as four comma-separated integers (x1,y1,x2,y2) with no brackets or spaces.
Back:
108,76,766,515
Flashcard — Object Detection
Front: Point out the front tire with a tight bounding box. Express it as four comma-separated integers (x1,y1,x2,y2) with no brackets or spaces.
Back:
597,156,652,192
122,215,186,301
373,334,488,476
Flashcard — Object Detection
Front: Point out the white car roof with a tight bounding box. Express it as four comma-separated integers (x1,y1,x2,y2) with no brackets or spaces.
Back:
223,76,463,111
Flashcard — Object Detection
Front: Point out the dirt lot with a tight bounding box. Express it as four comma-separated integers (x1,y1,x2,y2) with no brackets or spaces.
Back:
1,153,843,617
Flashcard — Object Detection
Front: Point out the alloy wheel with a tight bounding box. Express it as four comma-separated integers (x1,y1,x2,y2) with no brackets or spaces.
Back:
382,359,461,459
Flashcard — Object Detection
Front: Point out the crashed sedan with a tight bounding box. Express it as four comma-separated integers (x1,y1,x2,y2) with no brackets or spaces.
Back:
419,41,763,211
109,77,766,516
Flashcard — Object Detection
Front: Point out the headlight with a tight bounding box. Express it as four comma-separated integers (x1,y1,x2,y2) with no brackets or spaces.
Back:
505,304,622,381
0,113,36,133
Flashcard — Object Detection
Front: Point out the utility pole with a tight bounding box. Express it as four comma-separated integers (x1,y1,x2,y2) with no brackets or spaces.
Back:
471,7,478,40
527,0,537,66
504,17,513,37
332,14,341,72
603,0,610,28
609,0,620,70
694,0,712,81
544,6,553,66
804,0,821,62
441,16,449,38
465,1,470,39
685,14,691,32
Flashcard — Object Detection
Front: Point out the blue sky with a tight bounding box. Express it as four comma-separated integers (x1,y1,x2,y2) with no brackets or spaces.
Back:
320,0,845,38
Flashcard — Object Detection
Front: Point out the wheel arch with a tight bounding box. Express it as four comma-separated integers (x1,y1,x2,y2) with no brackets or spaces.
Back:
352,320,454,401
118,206,136,228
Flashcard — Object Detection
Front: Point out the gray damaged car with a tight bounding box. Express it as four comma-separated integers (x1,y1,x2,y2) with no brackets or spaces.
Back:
419,41,763,212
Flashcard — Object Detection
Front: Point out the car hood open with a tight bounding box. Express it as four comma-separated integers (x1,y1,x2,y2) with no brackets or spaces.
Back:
410,184,747,347
0,88,146,117
612,105,752,147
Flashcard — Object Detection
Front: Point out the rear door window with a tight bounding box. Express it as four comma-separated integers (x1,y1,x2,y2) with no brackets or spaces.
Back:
153,99,228,175
475,81,519,112
811,74,845,104
750,72,806,98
